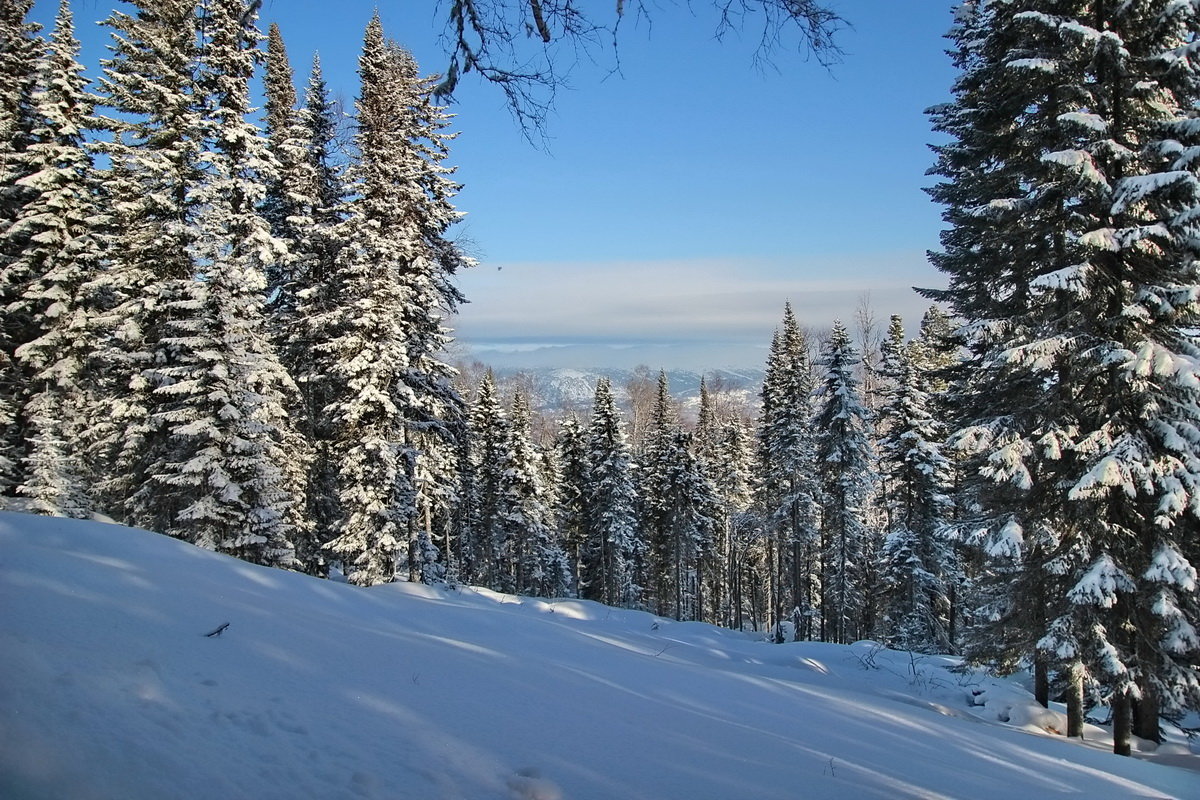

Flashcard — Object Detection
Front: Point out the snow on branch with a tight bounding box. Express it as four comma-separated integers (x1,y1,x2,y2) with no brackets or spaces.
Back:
1000,335,1072,372
981,437,1034,491
1057,111,1107,133
1068,554,1134,608
1006,57,1058,73
1124,340,1200,386
1111,171,1195,215
1069,453,1138,501
1144,543,1198,591
985,518,1024,560
1042,149,1110,191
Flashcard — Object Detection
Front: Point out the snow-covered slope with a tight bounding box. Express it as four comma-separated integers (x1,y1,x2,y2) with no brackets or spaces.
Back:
1,511,1196,800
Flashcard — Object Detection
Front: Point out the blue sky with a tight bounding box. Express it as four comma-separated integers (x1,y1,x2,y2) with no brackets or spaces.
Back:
33,0,958,370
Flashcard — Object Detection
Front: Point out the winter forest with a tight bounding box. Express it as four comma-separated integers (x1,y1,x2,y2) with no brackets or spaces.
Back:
2,0,1199,766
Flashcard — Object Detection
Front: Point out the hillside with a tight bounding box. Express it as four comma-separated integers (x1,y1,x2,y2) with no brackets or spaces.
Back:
0,511,1196,800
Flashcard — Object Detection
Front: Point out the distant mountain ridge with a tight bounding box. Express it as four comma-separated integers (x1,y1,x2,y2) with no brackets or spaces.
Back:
488,366,765,412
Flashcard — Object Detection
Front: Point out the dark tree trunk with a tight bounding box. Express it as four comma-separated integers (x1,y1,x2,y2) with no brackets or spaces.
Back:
1133,683,1161,743
1112,692,1133,757
1034,658,1050,709
1066,666,1084,738
947,582,957,651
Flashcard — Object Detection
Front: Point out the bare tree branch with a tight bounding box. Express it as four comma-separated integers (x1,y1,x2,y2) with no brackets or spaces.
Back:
429,0,844,140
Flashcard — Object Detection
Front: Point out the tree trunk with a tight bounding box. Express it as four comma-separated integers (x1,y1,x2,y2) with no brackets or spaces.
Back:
947,582,957,651
1034,658,1050,709
1133,682,1161,743
1065,665,1084,738
1112,691,1132,757
732,552,742,630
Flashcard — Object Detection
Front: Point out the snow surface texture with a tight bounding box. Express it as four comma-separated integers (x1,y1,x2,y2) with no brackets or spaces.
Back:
0,511,1196,800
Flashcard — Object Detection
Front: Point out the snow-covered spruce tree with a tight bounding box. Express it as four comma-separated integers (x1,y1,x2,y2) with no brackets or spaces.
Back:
878,314,906,382
667,426,717,620
322,15,470,586
581,377,643,608
639,370,679,615
262,23,298,178
86,0,210,524
876,316,954,653
166,0,304,564
503,391,572,597
319,16,417,586
285,54,350,573
554,414,589,597
911,305,972,645
711,414,757,629
0,0,40,151
410,410,463,585
9,0,102,517
0,0,41,240
0,0,43,501
913,306,958,390
924,0,1086,716
693,378,731,624
695,377,720,462
813,319,875,644
381,35,472,577
446,374,478,585
104,0,301,566
260,22,305,306
927,0,1200,754
754,330,787,636
259,41,375,577
757,303,820,639
464,370,507,588
639,371,715,620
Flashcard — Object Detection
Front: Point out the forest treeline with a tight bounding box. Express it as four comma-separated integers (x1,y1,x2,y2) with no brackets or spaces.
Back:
2,0,1199,758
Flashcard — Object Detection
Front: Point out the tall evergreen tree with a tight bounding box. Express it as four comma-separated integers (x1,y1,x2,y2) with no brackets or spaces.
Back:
286,54,350,573
813,319,875,644
9,0,101,517
503,391,571,596
757,304,820,639
0,0,43,501
151,0,302,565
464,370,506,587
259,22,310,317
554,414,590,597
581,377,642,607
640,370,679,615
876,316,954,652
320,16,420,585
694,377,720,462
712,415,757,629
322,15,470,585
87,0,209,523
639,371,715,620
380,37,472,566
927,0,1200,753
